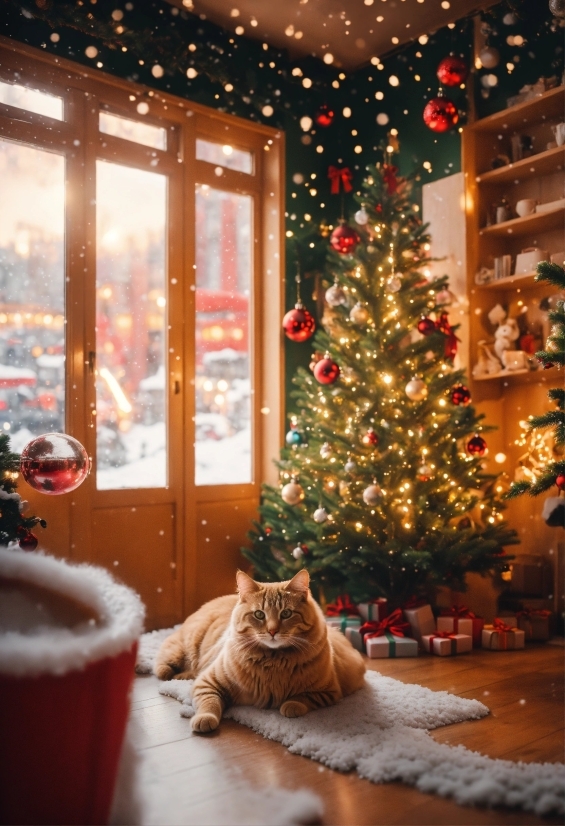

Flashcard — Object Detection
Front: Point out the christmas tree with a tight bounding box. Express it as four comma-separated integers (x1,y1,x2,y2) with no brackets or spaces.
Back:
244,161,518,605
506,262,565,500
0,434,45,549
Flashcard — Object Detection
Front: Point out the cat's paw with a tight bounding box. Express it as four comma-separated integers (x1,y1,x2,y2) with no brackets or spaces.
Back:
154,663,175,681
280,700,308,718
191,712,220,733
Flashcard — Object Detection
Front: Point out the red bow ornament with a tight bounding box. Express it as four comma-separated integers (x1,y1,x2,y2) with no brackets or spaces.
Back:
328,166,353,195
436,312,460,362
326,594,359,617
382,164,399,194
360,609,410,640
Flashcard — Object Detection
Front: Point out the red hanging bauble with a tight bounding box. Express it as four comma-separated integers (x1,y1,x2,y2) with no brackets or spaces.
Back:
329,221,360,255
437,55,468,87
450,384,471,406
315,105,335,127
555,474,565,491
423,96,459,133
20,433,90,495
361,427,379,447
467,434,487,456
313,354,340,384
417,316,436,336
282,303,316,342
19,532,38,551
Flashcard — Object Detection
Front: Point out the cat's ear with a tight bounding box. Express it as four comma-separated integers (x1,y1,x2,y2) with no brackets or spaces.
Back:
236,570,261,599
285,569,310,596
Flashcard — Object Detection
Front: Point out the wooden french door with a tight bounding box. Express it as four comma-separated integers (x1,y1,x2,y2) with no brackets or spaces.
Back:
0,38,284,629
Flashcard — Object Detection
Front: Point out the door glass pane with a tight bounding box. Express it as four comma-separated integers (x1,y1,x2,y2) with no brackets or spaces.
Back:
96,160,167,490
0,140,65,451
0,80,64,120
99,111,167,150
195,186,252,486
196,139,253,174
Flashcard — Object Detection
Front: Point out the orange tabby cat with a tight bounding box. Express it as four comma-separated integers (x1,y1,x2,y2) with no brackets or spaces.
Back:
155,569,366,733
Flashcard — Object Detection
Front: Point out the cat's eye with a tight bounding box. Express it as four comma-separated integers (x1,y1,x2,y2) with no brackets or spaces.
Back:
253,610,265,620
280,609,292,619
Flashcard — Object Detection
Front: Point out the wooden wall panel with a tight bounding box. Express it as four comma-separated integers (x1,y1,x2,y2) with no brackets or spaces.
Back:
91,504,178,630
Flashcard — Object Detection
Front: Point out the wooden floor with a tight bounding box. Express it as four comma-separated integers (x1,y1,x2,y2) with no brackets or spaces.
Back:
130,643,564,825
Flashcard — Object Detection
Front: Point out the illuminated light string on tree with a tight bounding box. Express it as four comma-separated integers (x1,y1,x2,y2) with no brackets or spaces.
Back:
244,158,517,605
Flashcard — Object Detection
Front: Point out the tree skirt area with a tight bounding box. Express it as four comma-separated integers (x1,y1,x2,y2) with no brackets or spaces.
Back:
136,628,565,819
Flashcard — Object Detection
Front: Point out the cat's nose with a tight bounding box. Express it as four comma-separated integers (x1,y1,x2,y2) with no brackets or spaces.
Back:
268,628,277,637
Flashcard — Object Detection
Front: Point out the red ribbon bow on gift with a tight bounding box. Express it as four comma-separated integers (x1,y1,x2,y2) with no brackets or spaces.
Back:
382,163,399,195
402,595,427,610
441,604,476,619
435,312,460,362
326,595,359,617
430,631,457,640
360,608,410,640
516,608,551,619
328,166,353,195
492,619,515,632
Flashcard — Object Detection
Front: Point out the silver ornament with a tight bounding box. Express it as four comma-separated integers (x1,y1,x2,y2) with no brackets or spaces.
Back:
313,507,328,523
354,207,369,225
418,464,432,481
549,0,565,17
349,302,370,325
479,46,500,69
281,480,304,505
320,441,332,459
292,546,304,559
405,377,428,401
363,484,383,506
344,460,357,473
386,275,402,293
325,283,347,307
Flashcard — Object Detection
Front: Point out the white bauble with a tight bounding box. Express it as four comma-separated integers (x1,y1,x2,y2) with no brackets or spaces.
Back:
344,459,357,473
292,546,304,560
386,274,402,293
313,507,328,523
320,441,332,459
405,377,428,401
479,46,500,69
349,302,370,325
354,207,369,225
363,484,383,506
418,464,432,481
325,283,347,307
281,480,304,505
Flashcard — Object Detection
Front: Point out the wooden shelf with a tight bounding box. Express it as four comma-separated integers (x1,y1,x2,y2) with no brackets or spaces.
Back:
472,86,565,133
479,206,565,238
474,270,561,291
473,366,562,384
476,145,565,186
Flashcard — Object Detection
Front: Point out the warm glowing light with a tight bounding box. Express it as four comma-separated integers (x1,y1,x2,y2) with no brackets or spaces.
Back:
99,367,132,414
494,453,506,463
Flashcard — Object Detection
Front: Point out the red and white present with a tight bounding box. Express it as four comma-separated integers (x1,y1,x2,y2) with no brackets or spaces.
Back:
438,605,484,647
346,609,417,658
358,598,388,622
482,619,525,650
422,632,472,656
403,598,435,641
325,594,360,633
516,609,552,641
327,616,361,633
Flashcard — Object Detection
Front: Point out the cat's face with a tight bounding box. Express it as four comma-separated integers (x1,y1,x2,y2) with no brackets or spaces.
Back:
232,570,318,650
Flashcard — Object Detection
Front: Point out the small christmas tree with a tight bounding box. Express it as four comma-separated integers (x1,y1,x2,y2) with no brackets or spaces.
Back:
506,261,565,500
244,161,517,605
0,434,45,549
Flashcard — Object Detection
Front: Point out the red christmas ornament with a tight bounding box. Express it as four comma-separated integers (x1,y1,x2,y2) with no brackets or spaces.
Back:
556,474,565,491
417,316,436,336
361,428,379,447
382,164,399,195
423,96,459,133
467,434,487,456
18,532,38,551
450,384,471,406
282,303,316,342
329,221,360,255
20,433,90,495
437,55,468,87
313,355,340,384
436,312,459,361
315,105,335,127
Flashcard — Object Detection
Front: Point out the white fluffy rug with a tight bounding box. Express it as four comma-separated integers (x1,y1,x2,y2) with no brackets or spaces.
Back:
137,629,565,816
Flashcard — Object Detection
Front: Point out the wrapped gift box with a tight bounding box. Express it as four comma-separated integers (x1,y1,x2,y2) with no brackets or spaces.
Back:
422,633,472,656
516,610,552,641
482,621,525,650
403,603,435,641
326,616,361,634
438,606,484,647
358,598,388,622
366,633,418,659
436,616,473,637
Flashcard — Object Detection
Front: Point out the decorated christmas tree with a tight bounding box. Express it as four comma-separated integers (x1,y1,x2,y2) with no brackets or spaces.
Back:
244,161,518,605
0,434,45,549
506,262,565,503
